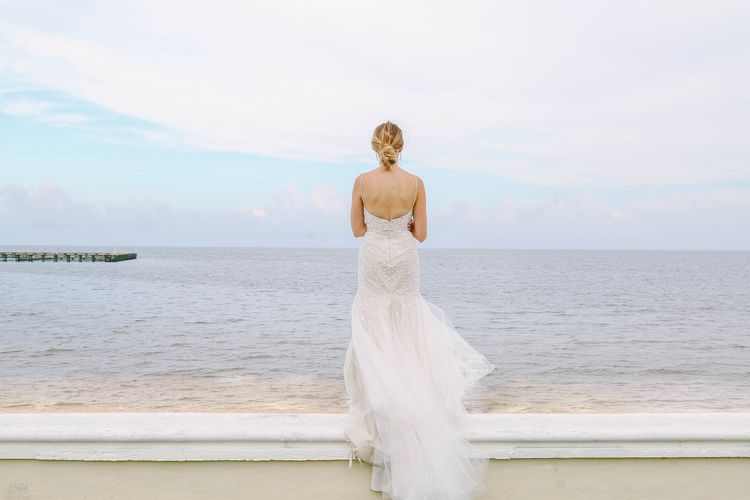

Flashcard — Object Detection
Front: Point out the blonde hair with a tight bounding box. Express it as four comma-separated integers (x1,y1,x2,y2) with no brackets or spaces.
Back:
371,121,404,170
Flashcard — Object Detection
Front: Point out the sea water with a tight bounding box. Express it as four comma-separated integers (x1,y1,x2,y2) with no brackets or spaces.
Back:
1,246,748,413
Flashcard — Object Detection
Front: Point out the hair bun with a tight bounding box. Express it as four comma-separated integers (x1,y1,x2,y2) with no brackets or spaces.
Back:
380,144,396,155
371,121,404,170
378,144,398,167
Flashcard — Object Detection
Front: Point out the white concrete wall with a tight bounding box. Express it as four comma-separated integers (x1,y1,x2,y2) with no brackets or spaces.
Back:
2,458,749,499
1,412,749,499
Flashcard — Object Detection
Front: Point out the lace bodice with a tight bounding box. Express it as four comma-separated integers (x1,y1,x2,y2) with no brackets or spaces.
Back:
363,207,413,235
357,207,419,300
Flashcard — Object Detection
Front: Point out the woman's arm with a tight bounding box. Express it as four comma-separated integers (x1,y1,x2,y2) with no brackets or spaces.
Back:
350,174,367,237
410,176,427,242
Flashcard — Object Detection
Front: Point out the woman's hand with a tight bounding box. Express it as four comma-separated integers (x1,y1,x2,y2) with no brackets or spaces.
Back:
407,219,415,233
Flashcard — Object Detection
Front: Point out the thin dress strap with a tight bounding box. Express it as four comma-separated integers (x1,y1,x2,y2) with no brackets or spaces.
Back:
360,173,366,210
413,174,418,207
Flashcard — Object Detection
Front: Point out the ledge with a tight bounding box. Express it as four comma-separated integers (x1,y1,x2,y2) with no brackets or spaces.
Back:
1,412,748,461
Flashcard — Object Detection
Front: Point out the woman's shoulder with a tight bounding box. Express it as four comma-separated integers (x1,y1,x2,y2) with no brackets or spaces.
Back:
356,168,375,181
399,167,421,181
404,169,423,187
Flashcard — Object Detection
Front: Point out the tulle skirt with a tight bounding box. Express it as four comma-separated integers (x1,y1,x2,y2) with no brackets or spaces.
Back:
343,291,495,500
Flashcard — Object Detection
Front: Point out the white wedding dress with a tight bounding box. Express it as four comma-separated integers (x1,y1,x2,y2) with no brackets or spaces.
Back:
343,174,496,500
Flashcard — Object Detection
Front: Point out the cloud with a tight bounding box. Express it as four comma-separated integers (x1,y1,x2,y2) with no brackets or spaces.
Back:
431,186,750,249
38,112,89,124
235,207,268,218
1,98,53,116
610,209,627,221
264,182,347,218
0,97,90,124
309,184,346,216
0,182,98,227
2,181,749,248
0,91,185,147
0,181,347,225
0,182,186,232
0,181,350,246
0,1,747,186
488,193,591,227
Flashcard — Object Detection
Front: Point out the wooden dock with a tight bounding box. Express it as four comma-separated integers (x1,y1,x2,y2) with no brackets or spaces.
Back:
1,252,137,262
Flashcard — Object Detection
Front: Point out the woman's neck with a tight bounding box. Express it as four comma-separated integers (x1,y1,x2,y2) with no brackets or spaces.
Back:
377,163,400,173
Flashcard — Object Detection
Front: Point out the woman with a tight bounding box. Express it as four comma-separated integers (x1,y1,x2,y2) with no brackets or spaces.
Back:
343,121,496,499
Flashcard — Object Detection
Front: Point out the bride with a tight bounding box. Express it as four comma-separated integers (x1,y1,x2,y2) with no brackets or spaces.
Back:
343,121,496,499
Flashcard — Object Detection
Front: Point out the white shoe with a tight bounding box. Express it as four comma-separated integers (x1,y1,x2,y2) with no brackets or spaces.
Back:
348,446,363,468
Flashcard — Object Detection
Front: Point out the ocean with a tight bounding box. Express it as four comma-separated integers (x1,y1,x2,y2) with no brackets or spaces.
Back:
1,246,748,413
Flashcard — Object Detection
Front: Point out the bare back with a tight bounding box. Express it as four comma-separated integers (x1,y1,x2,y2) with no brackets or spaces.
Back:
351,166,427,242
360,170,418,221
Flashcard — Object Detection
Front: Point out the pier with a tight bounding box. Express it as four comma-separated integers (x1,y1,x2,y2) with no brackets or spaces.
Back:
1,252,137,262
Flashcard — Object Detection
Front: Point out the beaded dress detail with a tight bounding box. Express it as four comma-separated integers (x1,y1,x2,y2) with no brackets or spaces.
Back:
343,172,495,500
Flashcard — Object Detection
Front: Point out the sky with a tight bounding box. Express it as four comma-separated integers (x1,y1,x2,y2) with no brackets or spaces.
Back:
0,0,748,249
